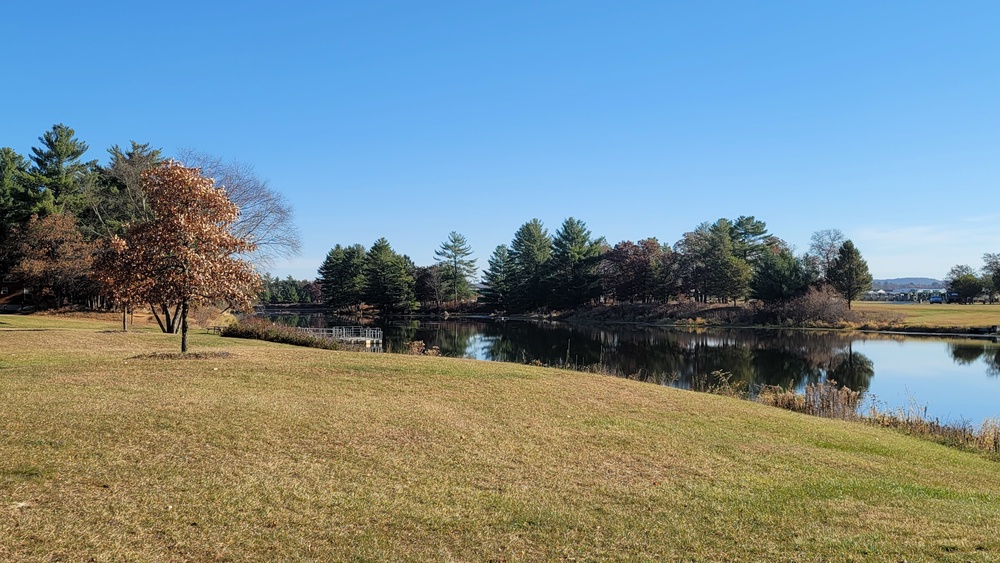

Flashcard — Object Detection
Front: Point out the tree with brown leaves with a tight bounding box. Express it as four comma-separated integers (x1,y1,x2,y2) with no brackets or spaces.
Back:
9,213,95,307
94,161,261,352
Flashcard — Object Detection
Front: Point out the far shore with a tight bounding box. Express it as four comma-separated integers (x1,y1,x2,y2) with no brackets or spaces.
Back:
254,300,1000,338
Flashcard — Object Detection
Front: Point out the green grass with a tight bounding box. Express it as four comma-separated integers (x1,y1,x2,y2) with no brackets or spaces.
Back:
855,301,1000,330
2,313,1000,560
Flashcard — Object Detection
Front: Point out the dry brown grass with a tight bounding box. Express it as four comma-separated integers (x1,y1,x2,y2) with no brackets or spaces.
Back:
2,313,1000,560
855,301,1000,330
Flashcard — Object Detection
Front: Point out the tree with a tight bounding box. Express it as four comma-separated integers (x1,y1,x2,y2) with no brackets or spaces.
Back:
415,265,445,309
93,161,260,352
730,215,770,264
808,229,846,280
982,253,1000,303
826,240,872,309
547,217,606,309
481,244,515,310
674,223,713,302
751,249,815,303
318,244,367,312
947,272,983,304
434,231,477,304
363,238,417,315
28,124,97,216
508,219,552,310
176,150,301,268
81,141,163,239
1,148,50,235
9,213,95,307
704,219,752,304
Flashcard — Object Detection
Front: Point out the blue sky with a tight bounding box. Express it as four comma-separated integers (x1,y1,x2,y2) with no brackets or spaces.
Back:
5,1,1000,280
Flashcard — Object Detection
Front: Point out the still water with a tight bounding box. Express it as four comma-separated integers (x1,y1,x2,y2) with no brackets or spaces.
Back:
267,314,1000,425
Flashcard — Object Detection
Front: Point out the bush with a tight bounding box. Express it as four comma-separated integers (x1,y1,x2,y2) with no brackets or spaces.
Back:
222,317,349,350
757,286,858,326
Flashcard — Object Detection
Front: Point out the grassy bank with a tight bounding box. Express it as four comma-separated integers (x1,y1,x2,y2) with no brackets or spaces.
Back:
2,314,999,560
854,302,1000,331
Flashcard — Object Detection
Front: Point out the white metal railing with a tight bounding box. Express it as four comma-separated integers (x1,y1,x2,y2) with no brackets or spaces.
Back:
296,326,383,341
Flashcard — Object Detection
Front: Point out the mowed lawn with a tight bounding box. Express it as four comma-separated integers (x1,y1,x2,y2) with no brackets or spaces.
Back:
855,301,1000,329
2,315,999,561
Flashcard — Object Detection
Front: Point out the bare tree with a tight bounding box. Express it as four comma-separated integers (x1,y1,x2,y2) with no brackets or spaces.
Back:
808,228,846,281
176,149,301,268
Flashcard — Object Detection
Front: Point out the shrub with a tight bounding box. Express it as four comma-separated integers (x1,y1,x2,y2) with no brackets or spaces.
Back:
222,317,350,351
757,286,858,326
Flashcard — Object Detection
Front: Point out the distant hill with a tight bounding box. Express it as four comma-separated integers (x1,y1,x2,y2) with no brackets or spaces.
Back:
873,278,943,290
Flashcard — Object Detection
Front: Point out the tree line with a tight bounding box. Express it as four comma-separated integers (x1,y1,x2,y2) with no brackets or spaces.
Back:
317,218,875,316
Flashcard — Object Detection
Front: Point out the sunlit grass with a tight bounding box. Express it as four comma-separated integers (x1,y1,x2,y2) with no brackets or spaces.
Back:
855,302,1000,329
2,313,999,560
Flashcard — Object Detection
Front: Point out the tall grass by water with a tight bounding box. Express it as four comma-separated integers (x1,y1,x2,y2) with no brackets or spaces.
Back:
757,380,1000,458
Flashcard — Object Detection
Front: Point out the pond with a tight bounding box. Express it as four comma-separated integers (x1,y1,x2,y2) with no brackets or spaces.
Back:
265,313,1000,425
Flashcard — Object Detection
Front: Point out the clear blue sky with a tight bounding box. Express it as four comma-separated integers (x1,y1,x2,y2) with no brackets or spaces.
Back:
6,1,1000,281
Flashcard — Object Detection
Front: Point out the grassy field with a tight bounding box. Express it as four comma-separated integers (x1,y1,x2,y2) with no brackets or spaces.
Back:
854,301,1000,330
2,314,1000,560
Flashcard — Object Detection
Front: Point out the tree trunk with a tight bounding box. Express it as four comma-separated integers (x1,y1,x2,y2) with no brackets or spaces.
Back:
180,300,189,353
122,306,127,332
150,303,167,332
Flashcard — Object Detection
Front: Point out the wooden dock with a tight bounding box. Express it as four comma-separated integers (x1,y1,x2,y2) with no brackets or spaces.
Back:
296,326,384,351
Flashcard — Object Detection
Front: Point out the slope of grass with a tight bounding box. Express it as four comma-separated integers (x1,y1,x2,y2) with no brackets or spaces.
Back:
2,314,999,560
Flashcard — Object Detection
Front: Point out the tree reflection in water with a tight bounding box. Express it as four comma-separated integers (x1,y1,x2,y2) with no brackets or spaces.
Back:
267,317,880,394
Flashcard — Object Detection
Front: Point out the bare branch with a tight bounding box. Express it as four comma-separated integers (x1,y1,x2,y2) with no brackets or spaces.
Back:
176,148,302,268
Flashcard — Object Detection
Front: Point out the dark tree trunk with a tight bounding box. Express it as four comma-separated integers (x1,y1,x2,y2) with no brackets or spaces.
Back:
150,303,167,332
180,300,189,353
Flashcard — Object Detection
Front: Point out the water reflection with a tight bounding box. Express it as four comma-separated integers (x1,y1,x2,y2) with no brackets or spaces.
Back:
949,343,1000,377
265,314,880,393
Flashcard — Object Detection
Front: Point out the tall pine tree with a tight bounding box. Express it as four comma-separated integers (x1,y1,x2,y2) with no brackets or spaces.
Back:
508,219,552,311
826,240,873,309
434,231,477,304
547,217,605,309
481,244,515,310
29,124,97,217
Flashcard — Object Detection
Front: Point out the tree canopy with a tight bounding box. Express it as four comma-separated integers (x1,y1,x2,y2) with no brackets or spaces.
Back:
94,161,260,351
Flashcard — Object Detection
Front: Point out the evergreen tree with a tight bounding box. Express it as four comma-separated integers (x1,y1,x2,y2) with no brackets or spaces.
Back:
1,147,51,231
83,141,163,239
28,124,97,216
730,215,770,264
363,238,417,315
508,218,552,310
751,249,815,303
826,240,873,309
318,243,367,312
704,219,751,304
547,217,605,309
481,244,515,309
434,231,477,304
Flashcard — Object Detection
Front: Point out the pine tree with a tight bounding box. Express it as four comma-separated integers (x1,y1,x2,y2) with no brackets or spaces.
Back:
434,231,477,304
508,219,552,311
826,240,873,309
318,244,367,312
547,217,605,309
481,244,515,309
363,238,417,315
29,124,97,216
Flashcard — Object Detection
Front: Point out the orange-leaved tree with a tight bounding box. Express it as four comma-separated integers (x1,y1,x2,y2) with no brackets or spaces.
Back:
94,161,261,351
